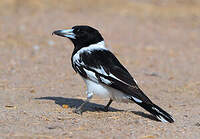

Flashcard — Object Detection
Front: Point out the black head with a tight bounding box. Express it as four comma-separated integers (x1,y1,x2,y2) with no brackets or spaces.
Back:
52,25,104,49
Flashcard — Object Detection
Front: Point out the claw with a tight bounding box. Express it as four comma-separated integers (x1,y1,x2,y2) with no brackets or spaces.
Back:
73,108,83,115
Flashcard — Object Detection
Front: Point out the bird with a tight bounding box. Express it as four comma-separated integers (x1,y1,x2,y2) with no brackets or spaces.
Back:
52,25,174,123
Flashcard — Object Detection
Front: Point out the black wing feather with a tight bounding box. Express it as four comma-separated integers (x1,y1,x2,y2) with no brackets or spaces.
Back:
80,49,137,86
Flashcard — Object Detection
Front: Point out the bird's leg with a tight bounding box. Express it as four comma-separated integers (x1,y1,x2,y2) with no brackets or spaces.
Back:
95,99,113,112
73,92,93,115
104,99,113,112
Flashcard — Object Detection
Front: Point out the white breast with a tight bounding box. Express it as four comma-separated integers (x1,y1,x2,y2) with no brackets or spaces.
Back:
83,78,130,103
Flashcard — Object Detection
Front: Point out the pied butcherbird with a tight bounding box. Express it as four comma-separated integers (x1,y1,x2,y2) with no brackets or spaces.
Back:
52,25,174,123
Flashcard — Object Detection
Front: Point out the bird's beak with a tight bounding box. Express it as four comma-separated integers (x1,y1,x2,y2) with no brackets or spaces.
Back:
52,29,75,39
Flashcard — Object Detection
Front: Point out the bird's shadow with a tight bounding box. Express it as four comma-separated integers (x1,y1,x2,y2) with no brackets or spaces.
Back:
131,111,159,122
35,96,159,122
35,96,119,112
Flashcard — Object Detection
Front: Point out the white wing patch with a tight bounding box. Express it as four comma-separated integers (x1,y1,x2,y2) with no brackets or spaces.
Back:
82,64,111,84
131,96,142,103
83,68,98,83
92,66,108,76
109,73,132,86
84,66,112,85
85,66,133,87
100,76,112,84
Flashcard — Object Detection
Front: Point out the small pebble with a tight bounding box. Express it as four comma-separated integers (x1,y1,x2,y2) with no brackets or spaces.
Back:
62,104,69,109
144,72,160,77
5,105,16,109
33,45,40,51
19,25,26,31
195,122,200,127
48,40,55,46
30,88,36,93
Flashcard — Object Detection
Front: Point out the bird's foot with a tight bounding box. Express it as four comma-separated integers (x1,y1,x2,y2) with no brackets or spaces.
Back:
72,108,83,115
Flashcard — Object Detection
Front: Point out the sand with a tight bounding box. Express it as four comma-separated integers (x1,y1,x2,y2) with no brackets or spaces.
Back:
0,0,200,138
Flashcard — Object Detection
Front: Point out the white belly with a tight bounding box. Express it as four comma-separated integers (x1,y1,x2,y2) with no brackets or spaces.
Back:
83,78,130,102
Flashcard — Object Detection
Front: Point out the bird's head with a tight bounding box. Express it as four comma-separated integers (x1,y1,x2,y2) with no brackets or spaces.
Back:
52,25,104,49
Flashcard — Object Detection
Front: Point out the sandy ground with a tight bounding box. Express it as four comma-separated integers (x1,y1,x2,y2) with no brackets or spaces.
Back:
0,0,200,138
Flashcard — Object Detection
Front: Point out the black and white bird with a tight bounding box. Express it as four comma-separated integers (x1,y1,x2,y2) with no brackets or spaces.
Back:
52,25,174,123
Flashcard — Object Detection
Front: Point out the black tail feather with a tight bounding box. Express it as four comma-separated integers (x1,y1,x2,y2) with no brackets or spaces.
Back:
130,97,174,123
149,103,174,123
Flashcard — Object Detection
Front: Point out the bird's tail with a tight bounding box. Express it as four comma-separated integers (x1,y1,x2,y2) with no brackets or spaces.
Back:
130,97,174,123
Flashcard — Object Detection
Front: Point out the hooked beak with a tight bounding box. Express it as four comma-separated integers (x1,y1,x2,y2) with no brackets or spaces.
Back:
52,29,75,39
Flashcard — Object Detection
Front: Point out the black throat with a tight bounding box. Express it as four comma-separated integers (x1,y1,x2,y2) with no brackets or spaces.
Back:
71,39,104,57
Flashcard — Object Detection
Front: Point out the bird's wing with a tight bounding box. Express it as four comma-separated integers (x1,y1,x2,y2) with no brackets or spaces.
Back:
73,49,151,103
